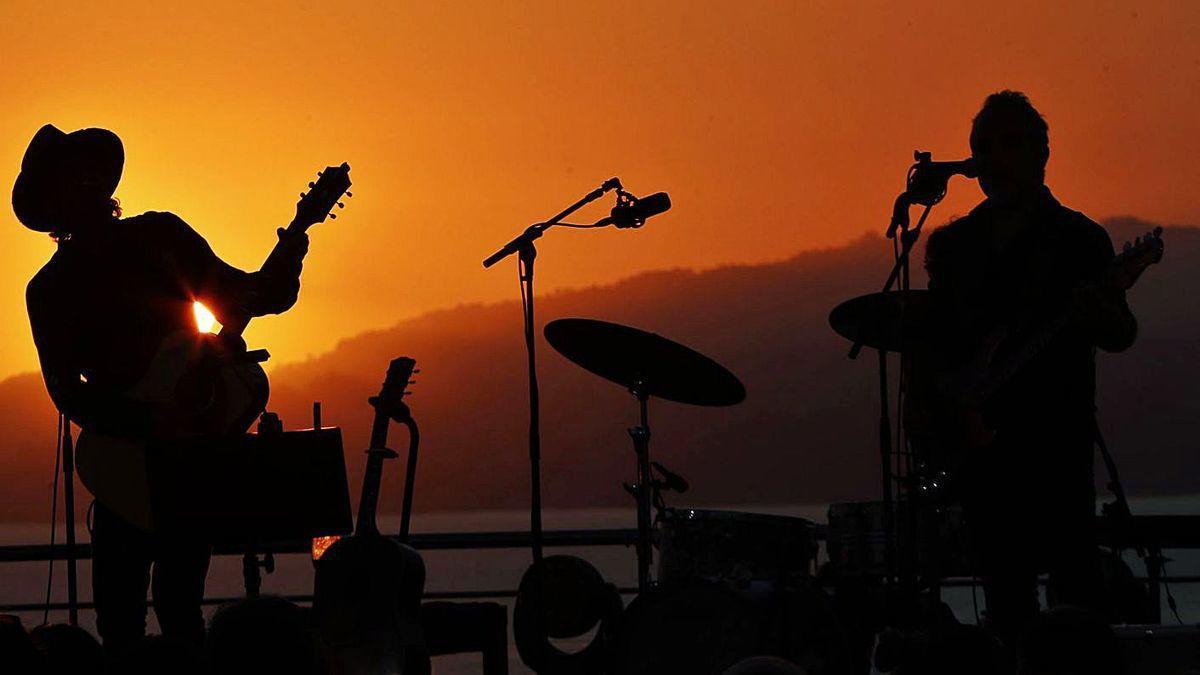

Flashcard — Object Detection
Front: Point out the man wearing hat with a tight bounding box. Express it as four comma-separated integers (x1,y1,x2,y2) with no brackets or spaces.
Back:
16,124,309,651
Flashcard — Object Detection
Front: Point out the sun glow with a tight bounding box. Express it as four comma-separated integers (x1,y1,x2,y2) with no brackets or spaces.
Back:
193,301,218,334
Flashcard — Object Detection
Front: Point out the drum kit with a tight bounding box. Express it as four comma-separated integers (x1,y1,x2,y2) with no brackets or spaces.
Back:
536,299,937,672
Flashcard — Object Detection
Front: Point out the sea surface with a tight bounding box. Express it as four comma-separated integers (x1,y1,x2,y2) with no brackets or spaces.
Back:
1,496,1197,674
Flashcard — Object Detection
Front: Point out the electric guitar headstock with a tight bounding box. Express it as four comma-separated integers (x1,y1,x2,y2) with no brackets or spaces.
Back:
1110,226,1165,290
295,162,352,232
369,356,418,423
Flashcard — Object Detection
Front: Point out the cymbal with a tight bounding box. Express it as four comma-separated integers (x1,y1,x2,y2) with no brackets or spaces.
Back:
828,290,932,353
544,318,746,407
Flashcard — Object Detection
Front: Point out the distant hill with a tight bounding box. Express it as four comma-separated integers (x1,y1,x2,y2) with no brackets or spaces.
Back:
0,217,1196,524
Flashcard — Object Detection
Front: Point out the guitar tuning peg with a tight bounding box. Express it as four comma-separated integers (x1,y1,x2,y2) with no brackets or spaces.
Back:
345,191,353,198
317,170,323,176
337,202,344,209
412,369,420,374
404,390,412,395
329,213,337,219
408,379,416,385
308,182,315,188
300,192,307,199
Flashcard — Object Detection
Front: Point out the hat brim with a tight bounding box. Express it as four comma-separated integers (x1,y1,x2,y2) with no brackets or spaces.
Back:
13,126,124,232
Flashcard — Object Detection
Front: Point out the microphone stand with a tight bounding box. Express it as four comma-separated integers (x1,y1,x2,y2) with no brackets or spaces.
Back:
482,177,624,565
848,152,949,618
62,418,79,625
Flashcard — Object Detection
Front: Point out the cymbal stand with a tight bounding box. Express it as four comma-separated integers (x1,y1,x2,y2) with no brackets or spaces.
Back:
482,178,625,565
625,379,655,594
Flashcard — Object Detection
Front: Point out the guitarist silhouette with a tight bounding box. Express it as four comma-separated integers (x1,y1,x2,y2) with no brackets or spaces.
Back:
16,124,323,653
907,92,1141,646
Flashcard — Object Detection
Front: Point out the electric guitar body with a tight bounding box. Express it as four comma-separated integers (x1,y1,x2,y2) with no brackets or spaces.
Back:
917,227,1165,498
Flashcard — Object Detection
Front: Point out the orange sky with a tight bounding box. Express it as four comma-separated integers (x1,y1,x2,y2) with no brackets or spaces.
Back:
1,1,1197,380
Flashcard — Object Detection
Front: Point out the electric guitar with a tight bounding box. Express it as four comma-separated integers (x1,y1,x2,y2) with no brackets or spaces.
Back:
937,227,1165,451
314,357,430,675
75,163,352,531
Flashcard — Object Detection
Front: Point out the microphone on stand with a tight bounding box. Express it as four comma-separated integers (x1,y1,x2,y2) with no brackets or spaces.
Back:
887,153,976,238
906,154,976,205
596,192,672,229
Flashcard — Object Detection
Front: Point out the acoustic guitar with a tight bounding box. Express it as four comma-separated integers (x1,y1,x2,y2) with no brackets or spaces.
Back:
314,356,430,675
75,163,352,531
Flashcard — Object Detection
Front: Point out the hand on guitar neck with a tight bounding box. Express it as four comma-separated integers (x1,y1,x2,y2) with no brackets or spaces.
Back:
221,162,351,340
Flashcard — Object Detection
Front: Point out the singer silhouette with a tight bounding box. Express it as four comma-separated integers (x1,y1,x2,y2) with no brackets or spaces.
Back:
907,91,1137,646
16,125,309,654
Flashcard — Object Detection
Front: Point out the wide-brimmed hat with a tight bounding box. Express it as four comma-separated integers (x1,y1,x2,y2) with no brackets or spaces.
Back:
12,124,124,232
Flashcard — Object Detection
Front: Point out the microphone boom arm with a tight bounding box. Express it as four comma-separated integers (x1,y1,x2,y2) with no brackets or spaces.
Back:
481,177,624,268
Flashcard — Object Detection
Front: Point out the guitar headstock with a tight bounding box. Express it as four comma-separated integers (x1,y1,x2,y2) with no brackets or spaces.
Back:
371,356,418,422
1111,226,1164,290
295,162,352,230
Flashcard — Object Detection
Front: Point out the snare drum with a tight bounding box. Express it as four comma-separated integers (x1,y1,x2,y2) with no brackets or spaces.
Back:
656,508,818,594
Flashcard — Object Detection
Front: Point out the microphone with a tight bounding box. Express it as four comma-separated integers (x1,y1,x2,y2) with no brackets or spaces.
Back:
913,158,977,180
887,154,976,238
904,155,976,209
599,192,671,229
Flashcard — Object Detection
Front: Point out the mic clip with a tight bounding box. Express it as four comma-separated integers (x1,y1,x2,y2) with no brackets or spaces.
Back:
612,189,645,229
906,151,952,207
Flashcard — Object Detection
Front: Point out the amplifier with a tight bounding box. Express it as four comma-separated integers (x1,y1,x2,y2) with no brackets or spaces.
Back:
146,426,353,544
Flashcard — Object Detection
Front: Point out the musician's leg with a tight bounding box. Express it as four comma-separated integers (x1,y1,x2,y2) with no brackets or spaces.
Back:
1046,446,1102,614
150,534,212,646
974,515,1040,647
962,446,1040,647
91,501,153,655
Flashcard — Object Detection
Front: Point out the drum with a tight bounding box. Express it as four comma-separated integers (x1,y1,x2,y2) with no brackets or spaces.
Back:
825,501,972,578
656,508,818,595
608,584,851,675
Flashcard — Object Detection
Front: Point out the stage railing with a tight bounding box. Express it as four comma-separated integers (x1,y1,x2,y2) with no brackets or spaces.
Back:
2,515,1198,615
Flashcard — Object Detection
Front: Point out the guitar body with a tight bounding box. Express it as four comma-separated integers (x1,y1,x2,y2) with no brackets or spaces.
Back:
76,330,269,531
314,534,428,675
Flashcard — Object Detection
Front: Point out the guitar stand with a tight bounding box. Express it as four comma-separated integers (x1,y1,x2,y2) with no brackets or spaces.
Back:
242,411,286,598
242,551,275,599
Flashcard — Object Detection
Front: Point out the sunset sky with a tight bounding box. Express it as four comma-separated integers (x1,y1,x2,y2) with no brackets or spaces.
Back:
1,1,1197,381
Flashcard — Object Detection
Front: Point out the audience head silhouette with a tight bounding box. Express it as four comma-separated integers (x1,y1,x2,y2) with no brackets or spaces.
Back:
29,623,103,675
207,596,318,675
